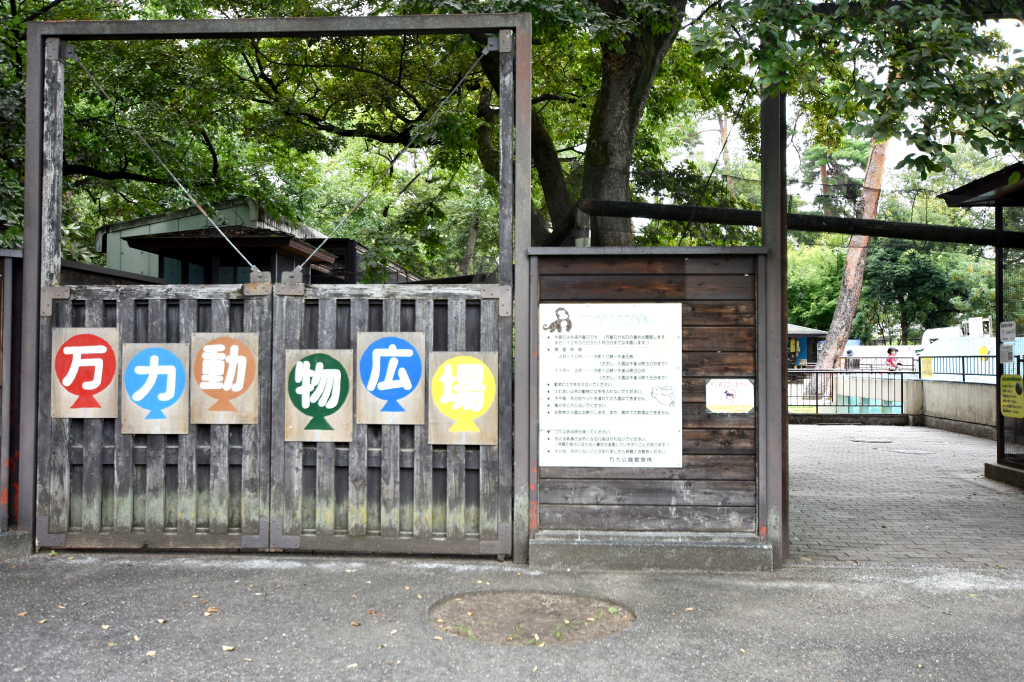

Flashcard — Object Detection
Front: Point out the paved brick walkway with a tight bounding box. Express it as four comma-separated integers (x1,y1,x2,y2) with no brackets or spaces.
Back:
790,424,1024,566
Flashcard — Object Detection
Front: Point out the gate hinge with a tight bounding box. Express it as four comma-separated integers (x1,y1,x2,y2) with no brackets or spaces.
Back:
241,516,269,548
480,522,511,555
478,285,511,317
36,515,66,548
40,286,70,317
269,517,300,549
499,29,513,53
243,270,272,296
275,269,305,297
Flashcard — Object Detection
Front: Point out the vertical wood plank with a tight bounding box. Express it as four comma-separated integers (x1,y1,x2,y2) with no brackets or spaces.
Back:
413,299,434,539
208,298,230,534
281,297,303,537
316,297,337,536
446,298,466,540
479,299,499,543
80,299,105,534
380,299,401,537
45,300,71,533
348,297,369,536
40,39,63,291
144,298,167,534
113,294,135,532
269,293,288,537
177,298,198,536
242,292,270,540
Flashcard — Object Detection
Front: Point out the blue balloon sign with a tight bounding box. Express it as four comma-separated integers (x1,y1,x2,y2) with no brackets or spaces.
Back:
124,347,186,419
359,336,422,412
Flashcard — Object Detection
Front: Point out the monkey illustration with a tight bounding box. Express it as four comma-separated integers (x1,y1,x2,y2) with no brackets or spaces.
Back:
543,307,572,333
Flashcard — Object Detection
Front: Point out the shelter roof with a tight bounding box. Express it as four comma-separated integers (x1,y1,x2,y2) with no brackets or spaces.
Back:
938,162,1024,207
788,324,828,337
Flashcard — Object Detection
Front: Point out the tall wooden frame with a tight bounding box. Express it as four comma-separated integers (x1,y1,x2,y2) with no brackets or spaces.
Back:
21,14,532,559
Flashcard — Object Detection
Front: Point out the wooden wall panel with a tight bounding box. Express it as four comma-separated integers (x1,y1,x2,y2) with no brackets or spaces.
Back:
535,254,758,534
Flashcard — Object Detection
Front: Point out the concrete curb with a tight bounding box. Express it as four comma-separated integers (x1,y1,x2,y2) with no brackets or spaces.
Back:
985,461,1024,490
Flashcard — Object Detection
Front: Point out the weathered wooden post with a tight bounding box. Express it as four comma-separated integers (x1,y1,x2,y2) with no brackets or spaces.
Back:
759,89,789,565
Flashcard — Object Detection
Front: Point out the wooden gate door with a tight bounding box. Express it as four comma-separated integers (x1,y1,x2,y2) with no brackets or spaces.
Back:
269,284,512,556
36,284,273,549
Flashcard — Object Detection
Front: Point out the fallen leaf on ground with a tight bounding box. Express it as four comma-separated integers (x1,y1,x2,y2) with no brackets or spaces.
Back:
538,642,545,647
205,607,218,613
586,618,595,622
146,651,155,657
244,658,252,662
467,612,474,616
58,606,65,610
685,607,694,611
156,619,167,624
608,607,618,614
38,620,47,624
17,612,27,617
81,603,87,606
107,643,116,647
564,620,570,624
345,569,356,573
404,586,410,590
477,581,483,584
101,624,110,629
417,595,422,599
454,598,462,602
390,629,398,635
346,663,358,669
134,635,140,642
222,646,235,652
533,633,539,640
350,622,361,627
192,595,199,598
433,636,443,640
969,594,978,597
533,666,538,672
740,649,746,654
436,618,444,623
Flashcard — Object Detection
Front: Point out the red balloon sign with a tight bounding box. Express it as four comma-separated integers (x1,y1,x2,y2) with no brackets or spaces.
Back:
54,334,117,409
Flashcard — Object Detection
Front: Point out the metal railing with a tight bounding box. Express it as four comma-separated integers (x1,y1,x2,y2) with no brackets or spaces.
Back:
921,355,997,381
787,369,913,414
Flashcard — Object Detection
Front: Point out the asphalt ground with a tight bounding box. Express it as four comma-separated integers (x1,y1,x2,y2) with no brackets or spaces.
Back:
2,553,1023,681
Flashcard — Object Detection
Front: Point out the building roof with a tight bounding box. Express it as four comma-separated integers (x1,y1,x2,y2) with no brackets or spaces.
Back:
938,162,1024,208
124,226,337,265
788,324,828,337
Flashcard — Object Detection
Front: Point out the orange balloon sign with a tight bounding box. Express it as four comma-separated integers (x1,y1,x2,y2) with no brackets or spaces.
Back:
192,336,257,411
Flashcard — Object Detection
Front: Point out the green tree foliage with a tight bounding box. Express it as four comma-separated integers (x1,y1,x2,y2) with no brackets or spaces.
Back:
798,138,870,217
787,234,848,332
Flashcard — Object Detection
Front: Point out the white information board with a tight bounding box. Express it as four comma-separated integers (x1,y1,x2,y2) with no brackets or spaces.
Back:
1001,321,1017,343
538,303,682,467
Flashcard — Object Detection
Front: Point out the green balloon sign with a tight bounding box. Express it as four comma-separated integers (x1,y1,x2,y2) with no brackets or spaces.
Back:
288,353,349,430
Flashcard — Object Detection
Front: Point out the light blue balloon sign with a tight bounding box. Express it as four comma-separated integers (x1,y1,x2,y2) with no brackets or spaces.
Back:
359,336,422,412
124,347,186,419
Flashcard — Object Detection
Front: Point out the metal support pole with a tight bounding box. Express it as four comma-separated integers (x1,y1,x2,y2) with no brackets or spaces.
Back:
997,199,1005,463
760,89,788,566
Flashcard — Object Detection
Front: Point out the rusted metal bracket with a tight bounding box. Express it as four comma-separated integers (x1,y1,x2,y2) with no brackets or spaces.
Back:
243,270,272,296
40,286,70,317
269,517,300,549
36,515,66,547
275,269,305,296
480,522,511,555
478,285,512,317
241,516,269,548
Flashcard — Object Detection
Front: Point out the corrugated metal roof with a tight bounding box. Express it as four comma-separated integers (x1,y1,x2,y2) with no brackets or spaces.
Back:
788,324,828,336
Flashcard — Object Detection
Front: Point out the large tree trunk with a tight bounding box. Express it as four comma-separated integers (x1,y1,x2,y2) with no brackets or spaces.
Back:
583,1,688,246
816,139,889,369
719,114,733,192
460,214,480,275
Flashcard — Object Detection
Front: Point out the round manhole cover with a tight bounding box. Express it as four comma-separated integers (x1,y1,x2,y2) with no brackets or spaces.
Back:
429,592,634,645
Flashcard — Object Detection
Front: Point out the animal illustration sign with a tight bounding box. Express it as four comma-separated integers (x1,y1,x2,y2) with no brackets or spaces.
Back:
121,344,189,434
51,327,120,419
428,352,498,445
285,349,353,442
190,333,259,424
355,332,426,425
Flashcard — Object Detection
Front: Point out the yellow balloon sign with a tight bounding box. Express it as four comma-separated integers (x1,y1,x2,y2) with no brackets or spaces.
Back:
430,356,497,432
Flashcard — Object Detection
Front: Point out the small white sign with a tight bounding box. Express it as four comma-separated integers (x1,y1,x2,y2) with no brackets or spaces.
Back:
1000,343,1015,364
1001,321,1017,343
538,302,682,468
706,379,754,413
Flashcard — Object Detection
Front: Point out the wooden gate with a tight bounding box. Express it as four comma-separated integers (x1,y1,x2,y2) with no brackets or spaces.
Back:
36,284,273,549
269,284,512,556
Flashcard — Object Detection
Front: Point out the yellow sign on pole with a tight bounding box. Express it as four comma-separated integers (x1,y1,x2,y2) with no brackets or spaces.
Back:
1000,374,1024,418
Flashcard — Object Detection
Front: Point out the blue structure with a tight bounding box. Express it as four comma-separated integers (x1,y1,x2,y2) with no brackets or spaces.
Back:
788,324,828,367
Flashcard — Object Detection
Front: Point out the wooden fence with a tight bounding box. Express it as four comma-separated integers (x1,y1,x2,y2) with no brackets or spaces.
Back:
36,283,512,556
